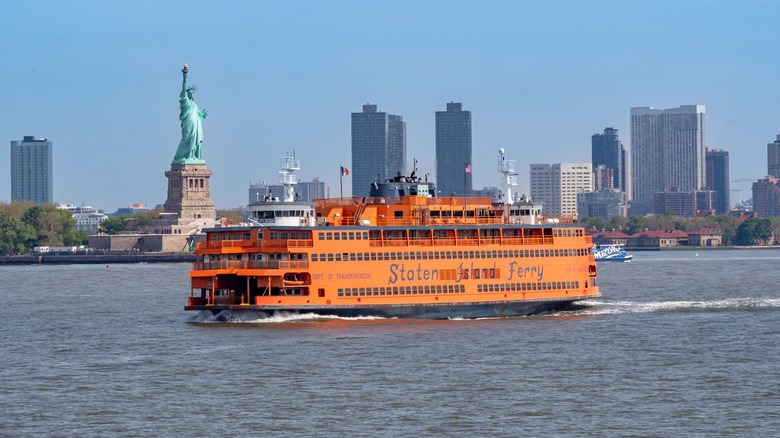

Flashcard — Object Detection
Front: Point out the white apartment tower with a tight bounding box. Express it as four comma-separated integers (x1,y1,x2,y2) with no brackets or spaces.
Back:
630,105,706,215
529,163,593,217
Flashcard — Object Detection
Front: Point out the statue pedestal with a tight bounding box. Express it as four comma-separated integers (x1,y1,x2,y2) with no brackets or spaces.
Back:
163,163,216,221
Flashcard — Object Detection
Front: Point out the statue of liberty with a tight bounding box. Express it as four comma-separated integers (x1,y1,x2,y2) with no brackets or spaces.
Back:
173,64,208,163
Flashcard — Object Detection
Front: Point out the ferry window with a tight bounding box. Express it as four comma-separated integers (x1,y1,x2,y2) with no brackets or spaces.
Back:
436,285,442,293
243,232,251,240
318,232,324,240
326,232,333,240
349,232,355,240
410,252,416,260
357,253,363,261
403,252,409,260
412,286,418,294
290,232,298,240
312,254,318,262
510,283,516,291
370,253,377,261
359,288,365,296
213,234,220,241
355,233,362,240
422,252,428,260
280,232,288,240
338,288,344,296
341,232,348,240
334,233,340,241
393,287,399,295
350,253,356,261
492,251,498,258
390,253,397,260
318,289,325,298
223,233,230,241
327,254,334,262
257,231,264,240
270,232,278,240
424,286,430,294
394,211,403,218
488,284,494,292
447,285,454,293
499,284,505,292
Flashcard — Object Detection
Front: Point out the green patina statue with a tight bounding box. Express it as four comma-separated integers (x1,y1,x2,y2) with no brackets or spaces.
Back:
173,64,208,164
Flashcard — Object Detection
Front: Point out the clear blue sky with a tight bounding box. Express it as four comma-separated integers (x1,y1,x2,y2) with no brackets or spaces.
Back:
2,0,779,211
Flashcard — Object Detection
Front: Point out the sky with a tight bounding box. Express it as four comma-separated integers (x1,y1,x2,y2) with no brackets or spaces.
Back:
2,0,779,212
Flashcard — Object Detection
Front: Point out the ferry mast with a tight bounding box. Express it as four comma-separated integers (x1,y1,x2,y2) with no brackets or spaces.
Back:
498,148,518,205
279,151,301,202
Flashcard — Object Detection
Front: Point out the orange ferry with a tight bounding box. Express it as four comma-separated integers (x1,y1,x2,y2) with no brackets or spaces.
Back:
185,152,599,320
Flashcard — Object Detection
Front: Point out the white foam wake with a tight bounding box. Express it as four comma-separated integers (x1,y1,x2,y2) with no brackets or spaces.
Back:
572,298,780,316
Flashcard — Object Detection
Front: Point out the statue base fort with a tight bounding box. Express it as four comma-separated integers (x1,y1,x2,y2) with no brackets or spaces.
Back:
163,163,216,221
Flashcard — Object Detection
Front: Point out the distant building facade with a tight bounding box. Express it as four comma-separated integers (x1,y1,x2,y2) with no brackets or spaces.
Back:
351,104,406,197
249,177,330,203
591,127,627,194
752,176,780,217
57,204,108,232
705,148,730,214
768,135,780,178
630,105,706,215
577,189,626,220
10,135,53,204
436,102,472,196
530,163,592,217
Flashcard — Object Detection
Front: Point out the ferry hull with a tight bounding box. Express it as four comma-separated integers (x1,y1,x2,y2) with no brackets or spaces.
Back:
186,296,595,321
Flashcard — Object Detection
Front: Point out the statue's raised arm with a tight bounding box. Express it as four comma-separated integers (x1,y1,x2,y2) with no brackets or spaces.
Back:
172,64,207,164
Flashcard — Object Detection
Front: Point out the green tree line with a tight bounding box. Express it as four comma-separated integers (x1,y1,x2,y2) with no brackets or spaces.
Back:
0,203,88,255
582,212,780,246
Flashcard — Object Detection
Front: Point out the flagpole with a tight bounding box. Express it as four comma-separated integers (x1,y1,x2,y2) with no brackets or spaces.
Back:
340,167,344,201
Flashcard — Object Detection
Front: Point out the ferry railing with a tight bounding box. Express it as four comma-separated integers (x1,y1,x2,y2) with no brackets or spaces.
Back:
198,240,260,250
193,259,310,271
265,239,314,248
433,238,456,246
408,238,433,246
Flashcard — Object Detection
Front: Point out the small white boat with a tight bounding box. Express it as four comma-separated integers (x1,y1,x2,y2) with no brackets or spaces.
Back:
593,244,633,262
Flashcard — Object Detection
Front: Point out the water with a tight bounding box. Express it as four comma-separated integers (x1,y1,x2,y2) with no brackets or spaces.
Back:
1,250,779,436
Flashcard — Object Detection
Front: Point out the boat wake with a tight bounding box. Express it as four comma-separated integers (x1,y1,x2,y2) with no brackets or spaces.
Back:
186,310,387,324
568,298,780,316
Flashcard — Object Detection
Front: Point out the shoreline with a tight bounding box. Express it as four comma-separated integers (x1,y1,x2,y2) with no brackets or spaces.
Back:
0,252,196,266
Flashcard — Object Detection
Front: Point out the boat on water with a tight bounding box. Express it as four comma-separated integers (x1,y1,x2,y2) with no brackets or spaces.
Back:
185,151,600,320
593,244,633,262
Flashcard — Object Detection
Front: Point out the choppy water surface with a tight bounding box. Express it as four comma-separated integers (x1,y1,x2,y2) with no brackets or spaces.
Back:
1,249,779,436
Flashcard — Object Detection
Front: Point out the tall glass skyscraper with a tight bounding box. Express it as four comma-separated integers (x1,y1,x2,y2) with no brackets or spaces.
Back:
10,135,53,204
591,127,627,194
435,102,472,196
706,148,730,214
351,104,406,197
630,105,706,215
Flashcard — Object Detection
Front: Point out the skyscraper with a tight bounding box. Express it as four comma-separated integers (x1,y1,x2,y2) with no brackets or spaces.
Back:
767,135,780,178
10,135,53,204
705,148,730,214
530,163,593,217
591,127,627,194
630,105,706,215
436,102,472,196
351,104,406,197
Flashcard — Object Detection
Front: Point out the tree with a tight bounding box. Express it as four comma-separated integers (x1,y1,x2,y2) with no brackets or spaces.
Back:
21,205,75,246
735,217,773,246
98,216,129,235
627,216,645,235
0,212,36,255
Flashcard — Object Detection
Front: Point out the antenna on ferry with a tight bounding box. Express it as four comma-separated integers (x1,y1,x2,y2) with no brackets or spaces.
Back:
279,150,301,203
498,148,518,205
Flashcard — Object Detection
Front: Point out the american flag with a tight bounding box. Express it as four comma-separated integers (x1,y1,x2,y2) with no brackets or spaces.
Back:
464,162,472,173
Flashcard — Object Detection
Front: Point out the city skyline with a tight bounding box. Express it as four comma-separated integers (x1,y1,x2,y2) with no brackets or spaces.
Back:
2,1,779,211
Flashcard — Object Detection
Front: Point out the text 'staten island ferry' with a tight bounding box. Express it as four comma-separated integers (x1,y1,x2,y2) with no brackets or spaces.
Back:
185,151,600,320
